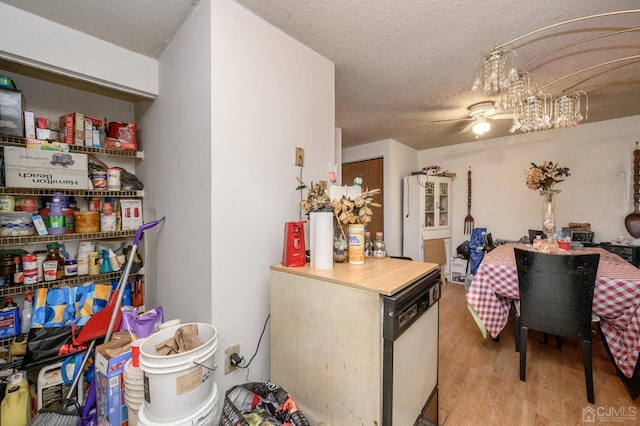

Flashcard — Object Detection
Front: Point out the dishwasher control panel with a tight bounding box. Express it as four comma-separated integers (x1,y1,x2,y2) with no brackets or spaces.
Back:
383,267,441,341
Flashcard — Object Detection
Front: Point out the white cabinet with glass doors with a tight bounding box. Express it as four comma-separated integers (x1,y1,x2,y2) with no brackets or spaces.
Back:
402,175,452,277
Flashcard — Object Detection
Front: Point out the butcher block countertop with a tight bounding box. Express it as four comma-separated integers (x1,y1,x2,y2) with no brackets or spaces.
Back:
270,257,439,296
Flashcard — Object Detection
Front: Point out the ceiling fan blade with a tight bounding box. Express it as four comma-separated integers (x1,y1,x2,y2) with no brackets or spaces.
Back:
489,113,514,120
431,117,474,123
460,121,475,133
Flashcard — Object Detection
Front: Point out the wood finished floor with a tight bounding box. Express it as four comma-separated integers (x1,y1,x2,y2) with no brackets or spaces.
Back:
438,282,640,425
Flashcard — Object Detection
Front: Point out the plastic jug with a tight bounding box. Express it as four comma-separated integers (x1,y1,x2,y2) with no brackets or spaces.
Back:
1,385,31,426
2,372,31,426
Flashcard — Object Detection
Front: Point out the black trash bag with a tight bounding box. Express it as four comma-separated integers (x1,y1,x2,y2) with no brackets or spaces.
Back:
456,240,470,259
22,326,89,370
118,167,144,191
469,227,487,275
219,382,310,426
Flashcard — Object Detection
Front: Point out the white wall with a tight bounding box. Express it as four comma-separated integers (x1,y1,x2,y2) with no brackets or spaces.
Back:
137,0,212,326
344,117,640,262
420,116,640,253
342,139,418,256
209,0,335,412
0,2,158,97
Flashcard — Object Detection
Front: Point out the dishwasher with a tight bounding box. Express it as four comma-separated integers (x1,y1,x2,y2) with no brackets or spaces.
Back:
383,267,440,426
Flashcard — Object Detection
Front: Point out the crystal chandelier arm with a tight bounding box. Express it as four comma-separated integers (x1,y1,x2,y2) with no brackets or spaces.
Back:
561,59,640,92
517,27,640,71
536,55,640,92
495,9,640,50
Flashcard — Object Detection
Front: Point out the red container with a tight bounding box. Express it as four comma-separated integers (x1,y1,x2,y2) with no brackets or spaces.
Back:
282,221,306,267
107,121,127,138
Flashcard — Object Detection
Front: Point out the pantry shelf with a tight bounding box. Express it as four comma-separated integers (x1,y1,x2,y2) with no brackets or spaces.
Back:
0,229,137,246
0,134,144,159
0,270,137,298
0,187,143,198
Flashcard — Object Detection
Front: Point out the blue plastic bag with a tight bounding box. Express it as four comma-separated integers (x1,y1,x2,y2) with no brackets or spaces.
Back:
469,227,487,275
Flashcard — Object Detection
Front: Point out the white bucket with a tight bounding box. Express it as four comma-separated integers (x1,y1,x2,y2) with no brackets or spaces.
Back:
158,319,182,330
137,383,218,426
139,323,217,423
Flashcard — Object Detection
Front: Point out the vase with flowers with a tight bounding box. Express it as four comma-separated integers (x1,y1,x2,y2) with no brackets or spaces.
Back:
296,177,334,269
331,186,381,264
524,161,570,238
297,176,382,266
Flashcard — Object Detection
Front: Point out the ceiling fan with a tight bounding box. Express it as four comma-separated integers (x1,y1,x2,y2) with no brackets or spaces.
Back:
433,101,513,135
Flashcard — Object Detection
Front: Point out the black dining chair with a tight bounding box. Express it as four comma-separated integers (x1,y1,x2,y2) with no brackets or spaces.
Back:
513,248,600,404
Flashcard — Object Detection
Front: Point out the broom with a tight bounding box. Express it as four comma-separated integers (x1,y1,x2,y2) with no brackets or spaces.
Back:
28,217,165,425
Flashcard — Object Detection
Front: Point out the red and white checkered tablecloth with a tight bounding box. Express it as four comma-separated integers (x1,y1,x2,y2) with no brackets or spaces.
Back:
465,243,640,378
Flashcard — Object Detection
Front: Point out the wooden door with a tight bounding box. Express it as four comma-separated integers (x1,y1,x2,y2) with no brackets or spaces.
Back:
342,158,384,237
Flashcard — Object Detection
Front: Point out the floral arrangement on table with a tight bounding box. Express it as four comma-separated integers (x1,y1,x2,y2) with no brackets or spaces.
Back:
524,161,570,191
296,176,381,234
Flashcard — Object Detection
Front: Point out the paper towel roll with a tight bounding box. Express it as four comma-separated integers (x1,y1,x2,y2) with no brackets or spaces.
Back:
310,211,334,270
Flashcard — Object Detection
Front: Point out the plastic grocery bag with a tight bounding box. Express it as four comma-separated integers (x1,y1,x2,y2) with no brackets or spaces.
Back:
469,227,487,275
219,382,310,426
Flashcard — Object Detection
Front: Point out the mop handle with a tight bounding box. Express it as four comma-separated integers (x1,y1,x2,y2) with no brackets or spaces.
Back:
104,217,165,342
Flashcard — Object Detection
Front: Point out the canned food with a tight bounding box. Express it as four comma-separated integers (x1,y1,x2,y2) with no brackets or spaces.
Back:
23,269,37,284
22,254,37,271
0,196,15,212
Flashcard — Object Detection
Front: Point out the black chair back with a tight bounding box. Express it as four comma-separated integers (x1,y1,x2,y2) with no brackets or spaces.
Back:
515,248,599,340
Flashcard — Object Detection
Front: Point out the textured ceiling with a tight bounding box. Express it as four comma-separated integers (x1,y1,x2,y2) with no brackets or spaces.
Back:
3,0,640,150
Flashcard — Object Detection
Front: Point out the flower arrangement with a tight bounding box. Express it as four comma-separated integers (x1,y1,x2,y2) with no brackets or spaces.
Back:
524,161,570,191
331,187,381,226
296,177,331,213
296,176,381,237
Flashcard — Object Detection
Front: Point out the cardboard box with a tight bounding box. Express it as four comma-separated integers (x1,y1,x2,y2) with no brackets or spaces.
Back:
120,199,143,230
423,238,446,265
84,119,93,147
96,337,132,426
423,238,447,284
450,257,468,283
0,87,23,137
24,111,36,138
58,113,74,145
35,128,59,141
58,113,102,145
4,146,89,190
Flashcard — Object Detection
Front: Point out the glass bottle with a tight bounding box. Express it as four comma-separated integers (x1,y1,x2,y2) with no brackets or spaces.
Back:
364,232,372,257
45,243,65,280
11,256,23,286
373,232,387,258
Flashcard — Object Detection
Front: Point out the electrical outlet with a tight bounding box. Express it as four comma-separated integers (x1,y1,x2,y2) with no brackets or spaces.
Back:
295,147,304,166
225,344,240,374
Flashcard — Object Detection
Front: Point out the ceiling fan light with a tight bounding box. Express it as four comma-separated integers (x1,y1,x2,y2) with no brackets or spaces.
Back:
472,119,490,135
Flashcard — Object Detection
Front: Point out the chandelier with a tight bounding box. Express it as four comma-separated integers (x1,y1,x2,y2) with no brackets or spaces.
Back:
471,9,640,134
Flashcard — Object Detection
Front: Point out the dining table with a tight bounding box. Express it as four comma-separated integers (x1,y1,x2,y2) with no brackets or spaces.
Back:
465,242,640,380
